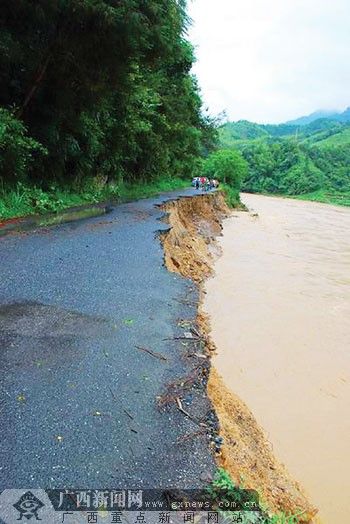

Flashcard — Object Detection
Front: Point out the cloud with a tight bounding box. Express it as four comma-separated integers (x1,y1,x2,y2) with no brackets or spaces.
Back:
187,0,350,123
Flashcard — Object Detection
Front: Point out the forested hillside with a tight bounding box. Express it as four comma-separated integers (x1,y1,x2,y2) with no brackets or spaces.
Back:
220,117,350,205
0,1,216,218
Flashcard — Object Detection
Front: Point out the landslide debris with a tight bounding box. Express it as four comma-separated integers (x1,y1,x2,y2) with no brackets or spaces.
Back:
160,191,318,523
161,192,229,283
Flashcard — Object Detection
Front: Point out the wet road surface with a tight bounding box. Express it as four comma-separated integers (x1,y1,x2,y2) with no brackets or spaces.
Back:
0,188,215,489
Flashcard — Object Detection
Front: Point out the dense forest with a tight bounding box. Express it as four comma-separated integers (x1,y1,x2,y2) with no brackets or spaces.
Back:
0,0,217,217
220,116,350,205
2,2,348,218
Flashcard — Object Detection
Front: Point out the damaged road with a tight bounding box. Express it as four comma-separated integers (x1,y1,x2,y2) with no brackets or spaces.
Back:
0,188,218,489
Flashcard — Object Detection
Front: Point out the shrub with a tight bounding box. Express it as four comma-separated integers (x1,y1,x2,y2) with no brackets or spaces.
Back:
0,108,47,184
203,149,248,188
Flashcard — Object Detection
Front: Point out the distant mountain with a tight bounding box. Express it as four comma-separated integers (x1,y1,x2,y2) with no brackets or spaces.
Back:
218,110,350,203
221,120,269,140
286,110,340,126
286,107,350,126
336,107,350,122
219,116,350,150
219,120,269,148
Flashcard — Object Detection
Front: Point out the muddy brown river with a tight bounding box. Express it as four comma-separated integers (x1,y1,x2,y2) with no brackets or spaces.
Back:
204,193,350,523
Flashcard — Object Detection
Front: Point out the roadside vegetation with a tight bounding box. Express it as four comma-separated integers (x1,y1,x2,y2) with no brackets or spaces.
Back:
220,184,242,208
219,118,350,206
202,149,248,207
292,189,350,207
208,469,305,524
0,1,218,220
0,177,189,220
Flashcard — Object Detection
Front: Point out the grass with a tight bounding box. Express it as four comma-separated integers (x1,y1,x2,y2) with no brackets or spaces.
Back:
0,177,189,220
292,188,350,207
246,188,350,208
222,184,247,209
207,469,305,524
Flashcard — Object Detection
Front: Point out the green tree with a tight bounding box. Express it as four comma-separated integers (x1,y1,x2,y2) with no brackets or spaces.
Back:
0,0,217,188
203,149,248,188
0,108,47,182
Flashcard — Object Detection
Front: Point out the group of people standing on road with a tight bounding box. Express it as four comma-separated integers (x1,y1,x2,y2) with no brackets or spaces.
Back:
192,177,219,191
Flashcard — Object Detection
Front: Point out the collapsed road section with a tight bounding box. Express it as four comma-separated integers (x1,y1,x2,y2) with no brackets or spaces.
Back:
160,191,317,522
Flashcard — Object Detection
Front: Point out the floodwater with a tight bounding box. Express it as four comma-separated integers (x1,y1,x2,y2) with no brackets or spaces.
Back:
204,193,350,523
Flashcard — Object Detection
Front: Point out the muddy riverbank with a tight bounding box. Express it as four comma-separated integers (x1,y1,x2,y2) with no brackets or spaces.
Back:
204,193,350,523
161,192,316,521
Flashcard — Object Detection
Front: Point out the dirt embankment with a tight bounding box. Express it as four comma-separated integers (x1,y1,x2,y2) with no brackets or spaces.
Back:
160,192,317,522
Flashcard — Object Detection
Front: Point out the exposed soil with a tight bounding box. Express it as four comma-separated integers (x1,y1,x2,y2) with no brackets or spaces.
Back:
160,191,318,522
161,193,228,283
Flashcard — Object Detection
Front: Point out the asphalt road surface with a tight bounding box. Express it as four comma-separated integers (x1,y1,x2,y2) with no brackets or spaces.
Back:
0,188,215,489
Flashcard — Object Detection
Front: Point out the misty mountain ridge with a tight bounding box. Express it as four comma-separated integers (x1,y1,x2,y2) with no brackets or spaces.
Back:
286,107,350,126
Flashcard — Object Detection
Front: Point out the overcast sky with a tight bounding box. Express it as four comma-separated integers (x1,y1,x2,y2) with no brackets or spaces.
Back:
187,0,350,123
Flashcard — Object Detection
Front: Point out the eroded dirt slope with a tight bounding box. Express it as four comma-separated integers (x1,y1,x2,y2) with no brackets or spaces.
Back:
161,191,317,522
161,192,229,283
